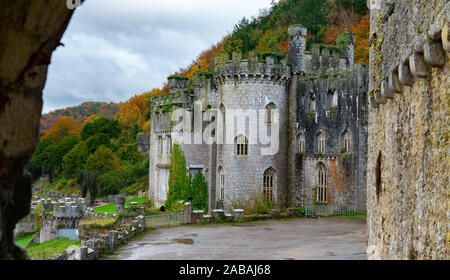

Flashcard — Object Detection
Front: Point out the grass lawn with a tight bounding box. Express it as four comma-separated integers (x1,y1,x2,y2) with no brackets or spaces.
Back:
26,238,80,260
94,197,149,215
335,213,367,219
14,233,34,248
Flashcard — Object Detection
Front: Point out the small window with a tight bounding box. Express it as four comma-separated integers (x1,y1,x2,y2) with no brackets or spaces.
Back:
219,168,225,200
317,164,327,203
265,102,276,124
308,93,316,113
298,133,305,153
236,135,248,156
263,168,275,202
343,131,351,153
158,136,163,155
318,133,325,153
167,135,172,155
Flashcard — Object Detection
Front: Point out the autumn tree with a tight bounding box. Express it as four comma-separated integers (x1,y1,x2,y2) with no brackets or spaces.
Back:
350,14,370,64
85,145,120,174
41,117,81,143
63,141,89,178
118,92,152,132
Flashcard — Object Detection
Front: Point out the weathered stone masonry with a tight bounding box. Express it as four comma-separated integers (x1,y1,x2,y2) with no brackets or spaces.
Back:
367,0,449,259
149,25,369,212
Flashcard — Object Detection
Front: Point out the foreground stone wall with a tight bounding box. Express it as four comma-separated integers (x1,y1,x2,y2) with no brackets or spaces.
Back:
367,0,449,259
0,1,78,259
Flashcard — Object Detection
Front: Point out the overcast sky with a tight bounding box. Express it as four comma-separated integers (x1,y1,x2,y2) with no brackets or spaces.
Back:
42,0,274,113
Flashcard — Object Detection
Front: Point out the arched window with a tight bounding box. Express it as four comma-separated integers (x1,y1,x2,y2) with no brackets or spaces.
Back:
329,89,338,108
219,167,225,200
308,93,316,112
265,102,276,124
219,103,226,141
158,136,163,155
167,135,172,155
343,131,351,153
297,133,305,153
317,164,327,203
236,135,248,156
263,168,276,202
318,133,325,153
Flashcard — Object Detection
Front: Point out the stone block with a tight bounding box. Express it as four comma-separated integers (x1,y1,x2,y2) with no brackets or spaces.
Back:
424,39,446,67
381,80,394,99
192,210,204,224
409,52,429,78
388,67,402,93
398,62,414,86
233,209,244,222
211,209,225,221
269,209,280,219
443,21,450,52
202,215,212,223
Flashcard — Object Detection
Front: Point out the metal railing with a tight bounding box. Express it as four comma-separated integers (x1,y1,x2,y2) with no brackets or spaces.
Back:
304,205,358,217
144,212,189,228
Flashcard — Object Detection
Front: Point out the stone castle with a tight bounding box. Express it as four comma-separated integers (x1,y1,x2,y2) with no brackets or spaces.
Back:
148,25,369,212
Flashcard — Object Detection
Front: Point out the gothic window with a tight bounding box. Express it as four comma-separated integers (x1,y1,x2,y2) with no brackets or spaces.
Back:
317,164,327,203
265,102,276,124
318,133,325,153
308,93,316,112
297,133,305,153
343,131,351,153
158,136,163,155
263,168,275,202
236,135,248,156
329,89,338,108
220,103,226,141
167,135,172,155
219,167,225,200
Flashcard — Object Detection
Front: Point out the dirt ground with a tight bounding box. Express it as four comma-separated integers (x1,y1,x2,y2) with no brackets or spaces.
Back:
102,217,367,260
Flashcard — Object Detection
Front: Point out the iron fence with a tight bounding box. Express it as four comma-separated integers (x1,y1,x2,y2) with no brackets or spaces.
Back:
304,205,358,217
144,212,189,228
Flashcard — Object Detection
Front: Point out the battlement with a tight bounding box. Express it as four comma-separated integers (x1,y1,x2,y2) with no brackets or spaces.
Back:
151,90,192,112
167,75,189,93
38,197,86,218
213,51,290,80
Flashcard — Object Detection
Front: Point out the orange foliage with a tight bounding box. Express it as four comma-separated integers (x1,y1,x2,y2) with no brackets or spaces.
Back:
41,117,81,143
118,91,152,131
350,14,370,64
178,39,225,80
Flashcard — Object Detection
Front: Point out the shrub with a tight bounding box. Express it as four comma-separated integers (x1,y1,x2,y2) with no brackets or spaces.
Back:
98,172,124,196
230,189,276,215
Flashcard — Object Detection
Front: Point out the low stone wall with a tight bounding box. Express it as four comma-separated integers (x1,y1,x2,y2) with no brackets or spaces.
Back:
78,215,145,260
189,208,300,224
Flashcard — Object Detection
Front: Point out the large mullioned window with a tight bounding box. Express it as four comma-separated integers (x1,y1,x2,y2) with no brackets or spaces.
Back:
317,164,327,203
263,168,275,202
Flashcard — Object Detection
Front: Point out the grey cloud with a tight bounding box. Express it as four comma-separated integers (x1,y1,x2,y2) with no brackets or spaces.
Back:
43,0,273,113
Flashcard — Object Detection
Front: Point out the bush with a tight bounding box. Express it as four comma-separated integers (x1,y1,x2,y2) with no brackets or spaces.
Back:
98,172,124,196
230,190,276,215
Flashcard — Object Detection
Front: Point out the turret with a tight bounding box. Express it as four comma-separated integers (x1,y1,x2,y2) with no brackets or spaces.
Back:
288,25,308,73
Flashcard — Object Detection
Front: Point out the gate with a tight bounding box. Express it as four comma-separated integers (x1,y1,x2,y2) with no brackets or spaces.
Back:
144,212,189,228
304,205,358,216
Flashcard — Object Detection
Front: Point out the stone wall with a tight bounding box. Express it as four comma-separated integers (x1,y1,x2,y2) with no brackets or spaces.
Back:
367,0,449,259
136,133,150,155
0,0,78,259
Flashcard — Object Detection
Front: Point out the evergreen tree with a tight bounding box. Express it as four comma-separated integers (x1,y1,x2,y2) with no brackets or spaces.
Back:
165,144,190,211
191,172,208,211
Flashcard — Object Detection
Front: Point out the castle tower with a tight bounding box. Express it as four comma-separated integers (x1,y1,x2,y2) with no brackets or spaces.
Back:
288,25,308,73
214,52,290,209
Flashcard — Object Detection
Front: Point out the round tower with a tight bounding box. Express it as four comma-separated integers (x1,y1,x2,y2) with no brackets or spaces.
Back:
288,25,308,74
213,52,291,209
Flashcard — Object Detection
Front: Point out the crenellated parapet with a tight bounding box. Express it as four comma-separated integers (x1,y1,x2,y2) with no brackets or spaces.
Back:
167,75,189,93
213,51,291,84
